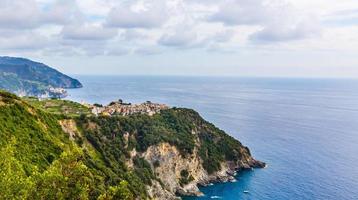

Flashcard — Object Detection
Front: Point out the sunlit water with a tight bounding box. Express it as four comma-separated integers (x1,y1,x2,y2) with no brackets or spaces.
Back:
66,76,358,200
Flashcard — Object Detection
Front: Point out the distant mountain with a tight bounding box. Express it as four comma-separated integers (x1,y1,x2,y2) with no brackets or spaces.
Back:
0,56,82,98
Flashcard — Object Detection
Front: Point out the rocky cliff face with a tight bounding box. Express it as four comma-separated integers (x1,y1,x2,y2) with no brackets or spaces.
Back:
134,137,265,199
143,143,203,199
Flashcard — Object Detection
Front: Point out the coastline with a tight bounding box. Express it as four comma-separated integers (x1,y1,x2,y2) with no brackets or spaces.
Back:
182,165,266,199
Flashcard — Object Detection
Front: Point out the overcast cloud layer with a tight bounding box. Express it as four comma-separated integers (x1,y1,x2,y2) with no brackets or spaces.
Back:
0,0,358,77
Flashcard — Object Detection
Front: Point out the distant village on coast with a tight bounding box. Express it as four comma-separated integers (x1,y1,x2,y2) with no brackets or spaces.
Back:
82,99,169,116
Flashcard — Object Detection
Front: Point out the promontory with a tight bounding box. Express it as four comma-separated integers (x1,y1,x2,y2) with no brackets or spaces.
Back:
0,91,265,199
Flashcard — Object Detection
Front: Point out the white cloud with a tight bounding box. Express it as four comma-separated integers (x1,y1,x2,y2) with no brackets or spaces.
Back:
0,0,358,77
158,29,198,47
212,30,235,43
0,31,49,51
0,0,325,54
120,30,150,41
207,0,321,43
323,9,358,26
61,24,117,41
106,0,169,29
0,0,40,29
0,0,83,30
209,0,270,25
106,47,131,56
135,46,163,55
250,20,320,43
41,0,84,25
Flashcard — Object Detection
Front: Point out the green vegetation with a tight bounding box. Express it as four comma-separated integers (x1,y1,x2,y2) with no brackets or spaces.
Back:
0,56,82,97
0,91,142,199
0,91,68,172
78,109,197,156
0,90,253,199
179,170,194,186
133,156,156,185
24,97,92,118
0,72,49,96
78,108,250,175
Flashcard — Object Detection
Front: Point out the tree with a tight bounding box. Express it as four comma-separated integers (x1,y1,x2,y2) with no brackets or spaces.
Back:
0,139,34,200
97,181,134,200
30,146,96,200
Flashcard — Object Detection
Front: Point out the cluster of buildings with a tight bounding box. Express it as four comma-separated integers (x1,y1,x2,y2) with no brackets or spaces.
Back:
47,87,68,98
88,99,169,116
17,87,68,99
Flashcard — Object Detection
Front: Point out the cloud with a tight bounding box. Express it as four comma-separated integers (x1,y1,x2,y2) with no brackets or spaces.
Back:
250,20,320,43
207,0,321,43
0,0,40,29
158,30,198,47
0,31,49,51
208,0,270,25
206,43,236,53
41,0,84,25
324,9,358,26
120,30,149,41
0,0,344,58
106,1,169,29
212,30,235,43
0,0,117,56
61,24,117,41
0,0,83,30
41,46,82,57
135,46,163,55
59,39,108,56
106,47,131,56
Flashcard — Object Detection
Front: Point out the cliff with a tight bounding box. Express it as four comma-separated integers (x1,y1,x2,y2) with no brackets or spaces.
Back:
0,91,264,199
0,56,82,98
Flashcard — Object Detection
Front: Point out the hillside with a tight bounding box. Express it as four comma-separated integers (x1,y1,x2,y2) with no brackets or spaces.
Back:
0,57,82,98
0,91,264,199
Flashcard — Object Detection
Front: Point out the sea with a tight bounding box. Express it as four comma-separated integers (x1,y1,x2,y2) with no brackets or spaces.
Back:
66,75,358,200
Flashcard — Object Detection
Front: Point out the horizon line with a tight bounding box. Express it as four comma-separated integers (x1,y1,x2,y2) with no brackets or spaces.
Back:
68,74,358,80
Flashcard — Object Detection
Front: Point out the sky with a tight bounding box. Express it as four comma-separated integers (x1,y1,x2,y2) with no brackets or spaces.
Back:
1,0,358,77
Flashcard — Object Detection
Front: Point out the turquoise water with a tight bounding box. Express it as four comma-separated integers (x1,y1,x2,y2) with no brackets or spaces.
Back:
66,76,358,200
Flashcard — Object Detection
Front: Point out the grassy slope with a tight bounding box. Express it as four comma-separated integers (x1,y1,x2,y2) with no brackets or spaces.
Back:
24,97,92,117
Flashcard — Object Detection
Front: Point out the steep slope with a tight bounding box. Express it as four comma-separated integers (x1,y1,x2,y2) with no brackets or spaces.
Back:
0,56,82,97
0,91,148,199
77,108,265,198
0,91,264,200
0,91,69,171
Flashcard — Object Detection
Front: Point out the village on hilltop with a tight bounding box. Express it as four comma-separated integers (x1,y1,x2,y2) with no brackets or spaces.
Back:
84,99,169,116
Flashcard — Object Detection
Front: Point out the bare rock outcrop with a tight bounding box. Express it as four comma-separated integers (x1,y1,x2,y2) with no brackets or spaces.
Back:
139,142,265,199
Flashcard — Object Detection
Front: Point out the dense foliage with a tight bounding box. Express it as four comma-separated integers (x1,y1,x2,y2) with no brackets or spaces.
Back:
0,56,82,97
78,108,250,175
0,72,48,96
0,91,252,199
0,91,142,199
78,109,197,156
0,56,82,88
0,91,68,172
